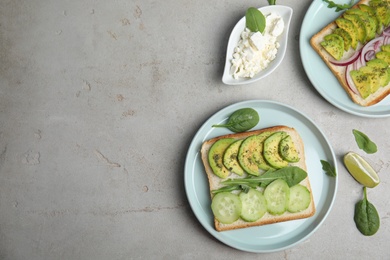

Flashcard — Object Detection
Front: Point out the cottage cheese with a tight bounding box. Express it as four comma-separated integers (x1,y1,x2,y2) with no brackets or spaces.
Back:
230,13,284,79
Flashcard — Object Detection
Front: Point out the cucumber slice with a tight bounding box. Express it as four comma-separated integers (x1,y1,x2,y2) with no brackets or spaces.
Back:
287,184,311,213
264,179,290,215
211,192,242,224
239,188,267,222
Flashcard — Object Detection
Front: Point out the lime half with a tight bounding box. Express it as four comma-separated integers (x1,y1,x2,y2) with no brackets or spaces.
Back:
343,152,380,188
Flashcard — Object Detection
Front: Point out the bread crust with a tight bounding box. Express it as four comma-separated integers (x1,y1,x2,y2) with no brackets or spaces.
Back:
310,0,390,106
201,126,315,232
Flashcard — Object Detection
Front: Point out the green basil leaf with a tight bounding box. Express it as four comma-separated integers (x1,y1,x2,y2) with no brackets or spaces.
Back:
354,187,380,236
212,108,259,133
320,160,337,177
245,7,266,33
352,129,377,154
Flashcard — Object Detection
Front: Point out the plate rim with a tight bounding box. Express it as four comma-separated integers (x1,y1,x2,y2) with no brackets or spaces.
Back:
299,0,390,118
184,99,338,253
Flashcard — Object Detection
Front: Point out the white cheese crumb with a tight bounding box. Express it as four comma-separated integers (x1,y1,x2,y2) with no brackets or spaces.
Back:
230,12,285,79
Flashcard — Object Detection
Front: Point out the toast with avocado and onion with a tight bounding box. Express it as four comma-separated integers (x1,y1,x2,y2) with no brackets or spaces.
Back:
200,125,315,232
310,0,390,106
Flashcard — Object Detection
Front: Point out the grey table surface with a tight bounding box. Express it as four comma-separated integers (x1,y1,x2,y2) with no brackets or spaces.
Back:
1,0,390,259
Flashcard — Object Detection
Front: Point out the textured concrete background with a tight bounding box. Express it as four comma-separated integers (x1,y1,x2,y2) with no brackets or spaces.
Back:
1,0,389,259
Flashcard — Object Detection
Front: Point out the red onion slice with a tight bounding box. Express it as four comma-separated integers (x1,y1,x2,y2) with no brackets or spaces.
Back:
382,26,390,37
384,36,390,45
329,50,361,66
364,50,376,62
360,36,384,67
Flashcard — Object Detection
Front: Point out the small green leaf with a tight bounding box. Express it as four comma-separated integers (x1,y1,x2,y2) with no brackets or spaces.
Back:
322,0,356,12
212,108,259,133
245,7,266,33
352,129,377,154
321,160,337,177
268,0,276,5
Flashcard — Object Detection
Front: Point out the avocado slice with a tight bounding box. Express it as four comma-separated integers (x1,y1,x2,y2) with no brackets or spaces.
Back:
252,132,275,171
333,28,352,51
335,18,359,49
320,34,345,60
367,58,389,68
358,4,381,36
208,138,236,178
350,70,372,99
223,139,245,176
343,13,367,43
279,135,300,163
370,0,390,27
367,58,390,86
376,51,390,64
381,44,390,52
263,132,289,169
360,66,385,93
238,135,262,176
367,52,390,86
346,8,377,41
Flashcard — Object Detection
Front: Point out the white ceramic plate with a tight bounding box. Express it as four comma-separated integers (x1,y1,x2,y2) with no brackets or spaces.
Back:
222,5,293,85
300,0,390,117
184,100,338,253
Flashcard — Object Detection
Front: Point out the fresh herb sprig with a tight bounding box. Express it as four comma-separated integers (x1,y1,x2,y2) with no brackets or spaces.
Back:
212,166,307,194
321,160,337,177
322,0,356,12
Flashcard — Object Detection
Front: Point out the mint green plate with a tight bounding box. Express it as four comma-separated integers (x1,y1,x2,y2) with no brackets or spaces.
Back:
300,0,390,117
184,100,337,253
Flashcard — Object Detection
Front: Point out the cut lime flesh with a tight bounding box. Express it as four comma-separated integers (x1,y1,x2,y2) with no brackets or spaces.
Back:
343,152,380,188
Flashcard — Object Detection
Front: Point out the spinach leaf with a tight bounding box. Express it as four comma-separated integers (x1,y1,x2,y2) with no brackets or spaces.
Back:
257,166,308,187
352,129,377,154
321,160,337,177
212,108,259,133
322,0,356,12
245,7,266,33
212,166,307,194
354,187,380,236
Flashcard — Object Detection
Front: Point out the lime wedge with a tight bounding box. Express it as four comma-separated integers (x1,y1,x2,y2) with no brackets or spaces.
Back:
343,152,380,188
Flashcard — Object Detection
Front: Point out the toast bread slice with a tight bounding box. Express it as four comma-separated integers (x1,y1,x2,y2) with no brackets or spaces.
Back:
200,125,315,232
310,0,390,107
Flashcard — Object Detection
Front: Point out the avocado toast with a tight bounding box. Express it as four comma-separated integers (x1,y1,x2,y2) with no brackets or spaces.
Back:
200,125,316,232
310,0,390,106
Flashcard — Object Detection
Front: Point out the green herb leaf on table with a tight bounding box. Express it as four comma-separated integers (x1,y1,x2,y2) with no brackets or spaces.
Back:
352,129,377,154
321,160,337,177
212,108,259,133
354,187,380,236
245,7,266,33
322,0,356,12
